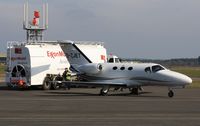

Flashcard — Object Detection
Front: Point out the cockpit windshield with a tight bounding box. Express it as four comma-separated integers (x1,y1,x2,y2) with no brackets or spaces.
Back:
152,65,165,73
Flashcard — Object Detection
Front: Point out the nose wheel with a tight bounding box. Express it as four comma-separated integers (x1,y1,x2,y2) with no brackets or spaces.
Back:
168,90,174,98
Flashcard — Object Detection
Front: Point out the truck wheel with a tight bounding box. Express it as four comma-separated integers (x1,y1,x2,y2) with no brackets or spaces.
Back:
43,77,51,90
7,83,15,90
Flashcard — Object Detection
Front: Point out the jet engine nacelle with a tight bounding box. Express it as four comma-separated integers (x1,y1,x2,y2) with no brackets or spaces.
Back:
78,63,103,74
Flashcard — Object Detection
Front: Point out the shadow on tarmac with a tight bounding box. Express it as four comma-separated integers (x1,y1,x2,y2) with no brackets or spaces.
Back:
0,82,167,98
0,82,43,91
40,90,167,98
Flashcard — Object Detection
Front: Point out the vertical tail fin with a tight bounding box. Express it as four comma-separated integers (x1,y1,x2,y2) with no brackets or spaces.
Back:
60,42,92,66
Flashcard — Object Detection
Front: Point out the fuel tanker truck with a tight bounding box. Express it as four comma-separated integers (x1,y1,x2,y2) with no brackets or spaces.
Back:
5,3,108,89
6,41,107,89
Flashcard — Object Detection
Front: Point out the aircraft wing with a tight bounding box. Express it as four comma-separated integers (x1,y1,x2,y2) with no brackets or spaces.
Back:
58,81,127,88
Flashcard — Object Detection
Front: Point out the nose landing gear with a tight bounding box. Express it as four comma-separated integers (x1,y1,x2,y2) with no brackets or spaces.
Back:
168,90,174,98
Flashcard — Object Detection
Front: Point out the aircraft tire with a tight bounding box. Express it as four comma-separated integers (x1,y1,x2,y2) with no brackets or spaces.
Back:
130,88,139,95
100,88,108,96
51,76,61,90
42,77,51,90
52,81,60,90
168,90,174,98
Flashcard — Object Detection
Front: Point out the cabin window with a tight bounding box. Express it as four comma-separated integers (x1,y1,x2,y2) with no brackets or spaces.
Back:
145,67,151,73
113,66,118,70
152,65,165,73
128,67,133,70
120,66,125,70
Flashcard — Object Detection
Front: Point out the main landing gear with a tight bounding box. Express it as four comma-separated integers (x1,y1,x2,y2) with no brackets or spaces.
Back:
100,87,109,96
130,86,143,95
130,87,139,95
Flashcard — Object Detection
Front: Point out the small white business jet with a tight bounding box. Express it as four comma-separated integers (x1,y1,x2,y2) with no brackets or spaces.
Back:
61,42,192,97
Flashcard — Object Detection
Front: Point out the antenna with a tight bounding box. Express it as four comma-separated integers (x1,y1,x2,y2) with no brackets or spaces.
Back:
23,2,48,42
23,1,29,29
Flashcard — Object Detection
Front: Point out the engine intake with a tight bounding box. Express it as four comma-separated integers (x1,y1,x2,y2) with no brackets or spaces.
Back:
79,63,103,74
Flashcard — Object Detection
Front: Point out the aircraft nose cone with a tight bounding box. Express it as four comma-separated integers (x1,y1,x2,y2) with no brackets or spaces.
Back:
178,74,192,85
183,76,192,84
160,70,192,86
167,71,193,85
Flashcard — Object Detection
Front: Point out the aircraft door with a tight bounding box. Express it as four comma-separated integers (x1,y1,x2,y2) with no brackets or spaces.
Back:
144,67,151,85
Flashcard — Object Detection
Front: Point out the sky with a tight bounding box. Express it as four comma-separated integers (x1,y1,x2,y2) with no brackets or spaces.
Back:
0,0,200,59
